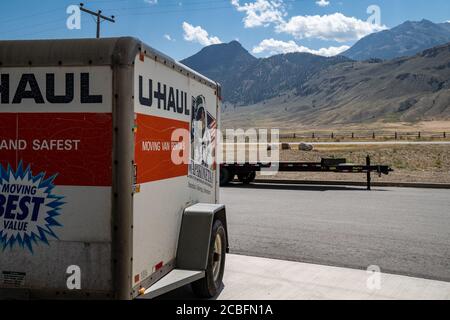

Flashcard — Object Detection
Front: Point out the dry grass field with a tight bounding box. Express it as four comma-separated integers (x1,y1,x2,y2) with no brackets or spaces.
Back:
222,143,450,184
220,120,450,183
222,120,450,142
274,144,450,184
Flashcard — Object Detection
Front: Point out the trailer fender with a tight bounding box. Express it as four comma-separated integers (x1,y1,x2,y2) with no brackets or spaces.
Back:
176,203,228,271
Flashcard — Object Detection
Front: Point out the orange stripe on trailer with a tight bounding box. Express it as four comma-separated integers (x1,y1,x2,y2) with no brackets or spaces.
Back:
0,112,113,187
134,113,189,184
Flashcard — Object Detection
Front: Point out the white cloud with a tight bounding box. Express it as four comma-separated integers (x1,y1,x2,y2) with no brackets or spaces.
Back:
231,0,286,28
164,34,174,41
144,0,158,4
182,22,222,46
276,12,387,42
252,38,349,56
316,0,330,7
231,1,386,43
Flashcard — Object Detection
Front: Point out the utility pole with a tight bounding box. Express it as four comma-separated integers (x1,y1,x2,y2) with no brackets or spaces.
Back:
79,3,115,38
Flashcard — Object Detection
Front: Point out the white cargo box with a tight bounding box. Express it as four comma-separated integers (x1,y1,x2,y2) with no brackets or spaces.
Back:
0,38,228,300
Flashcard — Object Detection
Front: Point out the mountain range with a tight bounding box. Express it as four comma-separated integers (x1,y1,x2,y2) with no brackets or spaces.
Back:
343,19,450,61
181,19,450,126
182,41,350,105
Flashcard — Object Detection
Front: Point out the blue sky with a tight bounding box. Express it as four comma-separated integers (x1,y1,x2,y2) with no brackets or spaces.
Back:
0,0,449,60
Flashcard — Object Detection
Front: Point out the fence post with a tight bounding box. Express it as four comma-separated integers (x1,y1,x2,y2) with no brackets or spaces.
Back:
372,132,375,139
444,132,446,139
331,132,334,139
351,132,354,139
366,155,371,191
395,132,398,140
418,132,421,139
312,132,315,139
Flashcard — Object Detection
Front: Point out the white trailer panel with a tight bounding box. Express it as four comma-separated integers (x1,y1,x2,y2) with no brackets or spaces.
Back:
132,52,219,290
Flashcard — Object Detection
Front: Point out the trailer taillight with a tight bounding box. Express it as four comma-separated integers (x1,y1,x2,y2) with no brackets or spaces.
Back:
154,261,163,272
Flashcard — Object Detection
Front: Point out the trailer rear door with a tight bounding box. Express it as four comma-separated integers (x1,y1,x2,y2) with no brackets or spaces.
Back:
0,66,114,296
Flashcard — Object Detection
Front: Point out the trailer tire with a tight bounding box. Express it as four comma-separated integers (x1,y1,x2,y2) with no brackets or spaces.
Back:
191,219,226,298
238,172,256,184
220,167,231,186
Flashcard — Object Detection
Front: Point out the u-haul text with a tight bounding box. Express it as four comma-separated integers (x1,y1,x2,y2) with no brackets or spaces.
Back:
0,72,102,104
138,75,189,116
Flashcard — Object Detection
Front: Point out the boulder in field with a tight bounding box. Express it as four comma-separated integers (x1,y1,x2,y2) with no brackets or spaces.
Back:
299,142,314,151
281,143,291,150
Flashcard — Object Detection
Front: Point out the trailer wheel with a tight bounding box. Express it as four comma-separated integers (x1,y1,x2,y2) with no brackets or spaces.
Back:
220,167,231,186
238,172,256,184
191,219,226,298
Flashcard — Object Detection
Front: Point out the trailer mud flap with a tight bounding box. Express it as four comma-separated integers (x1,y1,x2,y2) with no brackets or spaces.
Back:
176,203,227,270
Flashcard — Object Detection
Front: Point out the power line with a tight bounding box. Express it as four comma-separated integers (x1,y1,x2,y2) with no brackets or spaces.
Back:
2,17,67,36
89,0,226,4
0,0,225,26
12,23,66,39
103,0,230,11
0,0,230,33
79,3,115,38
2,1,234,39
0,7,63,25
119,5,233,17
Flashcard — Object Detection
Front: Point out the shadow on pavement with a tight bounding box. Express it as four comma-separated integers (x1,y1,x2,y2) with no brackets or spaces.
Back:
155,283,224,300
223,182,388,192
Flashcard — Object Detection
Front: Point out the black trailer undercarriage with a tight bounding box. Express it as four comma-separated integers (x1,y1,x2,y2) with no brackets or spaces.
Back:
220,156,393,190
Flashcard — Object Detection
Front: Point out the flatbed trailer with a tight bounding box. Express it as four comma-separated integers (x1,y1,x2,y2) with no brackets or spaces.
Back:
220,156,393,190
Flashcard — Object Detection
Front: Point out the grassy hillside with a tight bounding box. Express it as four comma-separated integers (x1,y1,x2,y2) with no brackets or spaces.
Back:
222,43,450,128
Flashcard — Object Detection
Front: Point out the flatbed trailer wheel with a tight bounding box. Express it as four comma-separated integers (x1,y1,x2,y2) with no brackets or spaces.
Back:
238,171,256,184
220,167,232,186
191,219,226,298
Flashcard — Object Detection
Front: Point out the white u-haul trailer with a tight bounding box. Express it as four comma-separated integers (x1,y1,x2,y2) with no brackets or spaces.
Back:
0,37,228,300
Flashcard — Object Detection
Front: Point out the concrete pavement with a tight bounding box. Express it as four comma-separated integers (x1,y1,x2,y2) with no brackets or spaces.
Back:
221,184,450,282
218,254,450,300
158,254,450,300
159,184,450,300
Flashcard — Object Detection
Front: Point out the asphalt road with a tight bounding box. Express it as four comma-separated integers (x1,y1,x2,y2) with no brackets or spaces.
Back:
306,141,450,145
221,183,450,282
225,141,450,146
